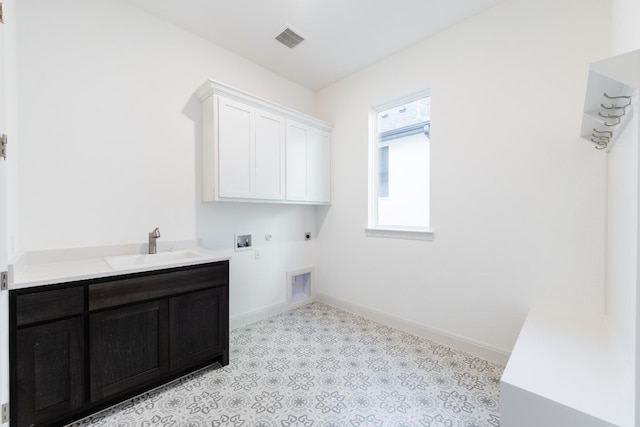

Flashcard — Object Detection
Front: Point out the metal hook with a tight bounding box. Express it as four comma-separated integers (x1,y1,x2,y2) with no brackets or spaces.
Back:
601,102,631,110
603,92,632,100
601,93,632,109
605,117,621,126
599,109,626,119
592,128,613,137
590,138,609,150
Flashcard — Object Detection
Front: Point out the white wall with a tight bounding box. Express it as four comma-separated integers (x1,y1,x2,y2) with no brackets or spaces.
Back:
605,104,638,425
612,0,640,55
195,202,318,321
16,0,318,320
315,0,611,355
608,2,640,423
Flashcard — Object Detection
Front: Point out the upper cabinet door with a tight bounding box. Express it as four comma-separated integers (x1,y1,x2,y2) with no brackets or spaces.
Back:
285,121,308,202
307,128,331,203
214,95,285,201
254,109,286,200
286,120,331,204
217,96,254,199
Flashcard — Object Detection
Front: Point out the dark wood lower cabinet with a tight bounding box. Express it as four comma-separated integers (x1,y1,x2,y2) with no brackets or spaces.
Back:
10,260,229,427
15,317,84,427
169,287,226,371
90,300,169,401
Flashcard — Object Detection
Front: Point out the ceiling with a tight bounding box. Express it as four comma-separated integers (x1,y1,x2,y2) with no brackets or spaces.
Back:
122,0,506,90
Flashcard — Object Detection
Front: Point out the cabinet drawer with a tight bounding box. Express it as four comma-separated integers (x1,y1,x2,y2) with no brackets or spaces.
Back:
89,262,228,311
16,286,85,326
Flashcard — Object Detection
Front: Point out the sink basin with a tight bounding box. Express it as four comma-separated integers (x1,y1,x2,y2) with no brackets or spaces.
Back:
104,250,205,270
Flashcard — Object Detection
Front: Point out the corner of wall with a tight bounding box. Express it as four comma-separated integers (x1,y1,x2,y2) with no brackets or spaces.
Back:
611,0,640,55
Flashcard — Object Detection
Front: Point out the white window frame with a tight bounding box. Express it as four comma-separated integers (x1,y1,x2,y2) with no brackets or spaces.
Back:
365,90,434,241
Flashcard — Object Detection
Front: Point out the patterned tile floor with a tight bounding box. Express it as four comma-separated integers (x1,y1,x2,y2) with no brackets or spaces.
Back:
70,302,504,427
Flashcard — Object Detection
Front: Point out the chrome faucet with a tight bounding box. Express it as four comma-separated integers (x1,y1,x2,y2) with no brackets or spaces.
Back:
148,227,161,254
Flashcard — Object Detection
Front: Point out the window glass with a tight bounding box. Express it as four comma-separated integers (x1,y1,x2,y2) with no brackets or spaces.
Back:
378,146,389,198
369,93,430,231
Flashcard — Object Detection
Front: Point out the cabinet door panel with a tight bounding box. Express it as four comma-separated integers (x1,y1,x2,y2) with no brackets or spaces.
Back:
285,121,308,201
255,110,285,199
169,287,226,371
90,300,168,402
307,129,331,203
217,96,254,198
286,121,331,203
15,317,84,427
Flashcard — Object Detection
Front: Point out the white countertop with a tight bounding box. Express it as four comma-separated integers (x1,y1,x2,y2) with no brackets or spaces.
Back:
9,241,232,290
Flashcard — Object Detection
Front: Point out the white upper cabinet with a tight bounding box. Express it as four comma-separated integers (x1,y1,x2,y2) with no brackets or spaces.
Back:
215,96,285,200
286,121,331,204
197,80,332,204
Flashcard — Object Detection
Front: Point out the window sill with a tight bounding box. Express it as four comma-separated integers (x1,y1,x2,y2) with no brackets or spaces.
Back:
364,227,435,241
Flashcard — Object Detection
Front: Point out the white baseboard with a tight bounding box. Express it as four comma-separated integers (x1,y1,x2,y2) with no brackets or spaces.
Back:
230,302,291,330
228,294,510,364
315,292,510,365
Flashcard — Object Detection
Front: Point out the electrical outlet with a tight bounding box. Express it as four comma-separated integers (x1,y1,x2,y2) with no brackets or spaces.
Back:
304,232,311,241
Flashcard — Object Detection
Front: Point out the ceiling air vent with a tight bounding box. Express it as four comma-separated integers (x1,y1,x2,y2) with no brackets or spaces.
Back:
275,27,305,49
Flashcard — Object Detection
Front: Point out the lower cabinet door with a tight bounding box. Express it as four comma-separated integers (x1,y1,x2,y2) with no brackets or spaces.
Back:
169,287,225,371
15,317,85,427
90,300,168,402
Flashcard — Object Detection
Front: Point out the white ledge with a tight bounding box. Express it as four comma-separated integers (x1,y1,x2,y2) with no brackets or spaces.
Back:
364,227,435,241
501,307,630,426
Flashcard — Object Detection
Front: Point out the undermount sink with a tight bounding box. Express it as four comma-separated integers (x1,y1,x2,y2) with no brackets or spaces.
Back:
104,250,205,270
